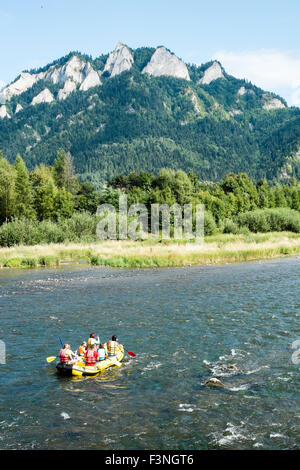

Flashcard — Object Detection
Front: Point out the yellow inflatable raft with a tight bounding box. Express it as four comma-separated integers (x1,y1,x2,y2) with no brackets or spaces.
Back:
56,347,124,377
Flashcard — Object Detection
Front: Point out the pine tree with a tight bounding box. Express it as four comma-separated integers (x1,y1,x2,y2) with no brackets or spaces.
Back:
53,149,79,195
14,155,35,219
0,156,16,223
54,188,74,219
53,149,66,189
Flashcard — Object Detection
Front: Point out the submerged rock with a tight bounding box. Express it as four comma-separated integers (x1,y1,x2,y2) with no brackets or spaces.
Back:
205,377,225,388
221,364,238,371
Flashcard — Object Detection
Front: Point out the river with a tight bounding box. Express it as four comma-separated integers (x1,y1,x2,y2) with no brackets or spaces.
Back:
0,257,299,449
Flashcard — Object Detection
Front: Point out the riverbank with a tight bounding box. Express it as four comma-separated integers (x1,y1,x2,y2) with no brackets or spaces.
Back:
0,232,300,269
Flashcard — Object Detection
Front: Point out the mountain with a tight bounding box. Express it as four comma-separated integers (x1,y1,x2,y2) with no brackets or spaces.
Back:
1,42,300,187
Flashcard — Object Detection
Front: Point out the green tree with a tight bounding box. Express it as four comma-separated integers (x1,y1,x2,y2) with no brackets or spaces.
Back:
14,155,35,219
54,149,79,195
31,165,57,220
54,188,74,219
0,155,16,223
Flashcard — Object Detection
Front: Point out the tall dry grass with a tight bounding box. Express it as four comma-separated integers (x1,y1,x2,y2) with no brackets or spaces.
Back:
0,231,299,269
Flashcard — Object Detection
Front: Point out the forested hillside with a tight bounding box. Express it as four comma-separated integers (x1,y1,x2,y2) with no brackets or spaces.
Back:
1,44,300,187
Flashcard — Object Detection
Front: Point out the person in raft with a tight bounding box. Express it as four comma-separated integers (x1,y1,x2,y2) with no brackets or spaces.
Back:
98,343,107,361
107,335,123,356
60,344,76,364
78,341,87,357
85,343,99,366
88,333,100,349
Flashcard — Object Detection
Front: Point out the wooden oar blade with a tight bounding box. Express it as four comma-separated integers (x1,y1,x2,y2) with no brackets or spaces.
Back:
46,356,57,363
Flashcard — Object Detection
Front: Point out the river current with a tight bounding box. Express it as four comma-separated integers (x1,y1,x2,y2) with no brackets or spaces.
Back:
0,257,299,449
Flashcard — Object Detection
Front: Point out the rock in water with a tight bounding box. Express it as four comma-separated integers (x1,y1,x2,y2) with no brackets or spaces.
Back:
142,47,190,80
221,364,238,371
205,377,225,388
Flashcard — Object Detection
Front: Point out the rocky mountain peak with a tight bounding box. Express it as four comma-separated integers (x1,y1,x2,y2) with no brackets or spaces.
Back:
199,61,225,85
142,47,190,80
31,88,54,106
103,42,134,77
45,55,89,84
0,54,101,105
0,72,42,102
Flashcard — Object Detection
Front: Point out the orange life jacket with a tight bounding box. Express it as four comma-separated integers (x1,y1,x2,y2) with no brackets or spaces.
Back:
78,345,86,356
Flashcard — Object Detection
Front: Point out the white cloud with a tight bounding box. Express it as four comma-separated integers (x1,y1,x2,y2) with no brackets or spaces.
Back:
0,80,5,90
212,49,300,107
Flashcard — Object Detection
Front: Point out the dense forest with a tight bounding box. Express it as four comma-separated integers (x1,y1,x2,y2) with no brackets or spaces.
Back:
0,151,300,247
1,47,300,186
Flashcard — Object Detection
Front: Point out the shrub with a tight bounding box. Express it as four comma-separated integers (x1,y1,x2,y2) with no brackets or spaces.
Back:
0,213,98,247
237,208,300,233
4,258,21,268
21,257,37,268
223,219,239,234
204,211,217,236
38,255,60,267
59,212,98,242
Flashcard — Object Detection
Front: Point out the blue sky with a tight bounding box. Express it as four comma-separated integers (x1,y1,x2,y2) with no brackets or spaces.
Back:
1,0,300,105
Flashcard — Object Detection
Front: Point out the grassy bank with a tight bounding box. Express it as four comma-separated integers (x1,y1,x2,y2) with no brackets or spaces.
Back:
0,232,300,269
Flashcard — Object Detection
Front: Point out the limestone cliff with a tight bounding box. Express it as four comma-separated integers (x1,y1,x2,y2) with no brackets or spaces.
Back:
142,47,190,80
103,42,134,77
0,105,11,119
263,97,286,110
79,69,101,91
199,62,224,85
57,79,77,100
31,89,54,106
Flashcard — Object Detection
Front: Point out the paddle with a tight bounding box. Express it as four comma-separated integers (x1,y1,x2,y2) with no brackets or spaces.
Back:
107,356,122,367
124,347,136,357
46,356,58,363
46,337,65,363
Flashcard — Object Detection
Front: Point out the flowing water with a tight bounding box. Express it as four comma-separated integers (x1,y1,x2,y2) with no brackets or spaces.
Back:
0,257,299,450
